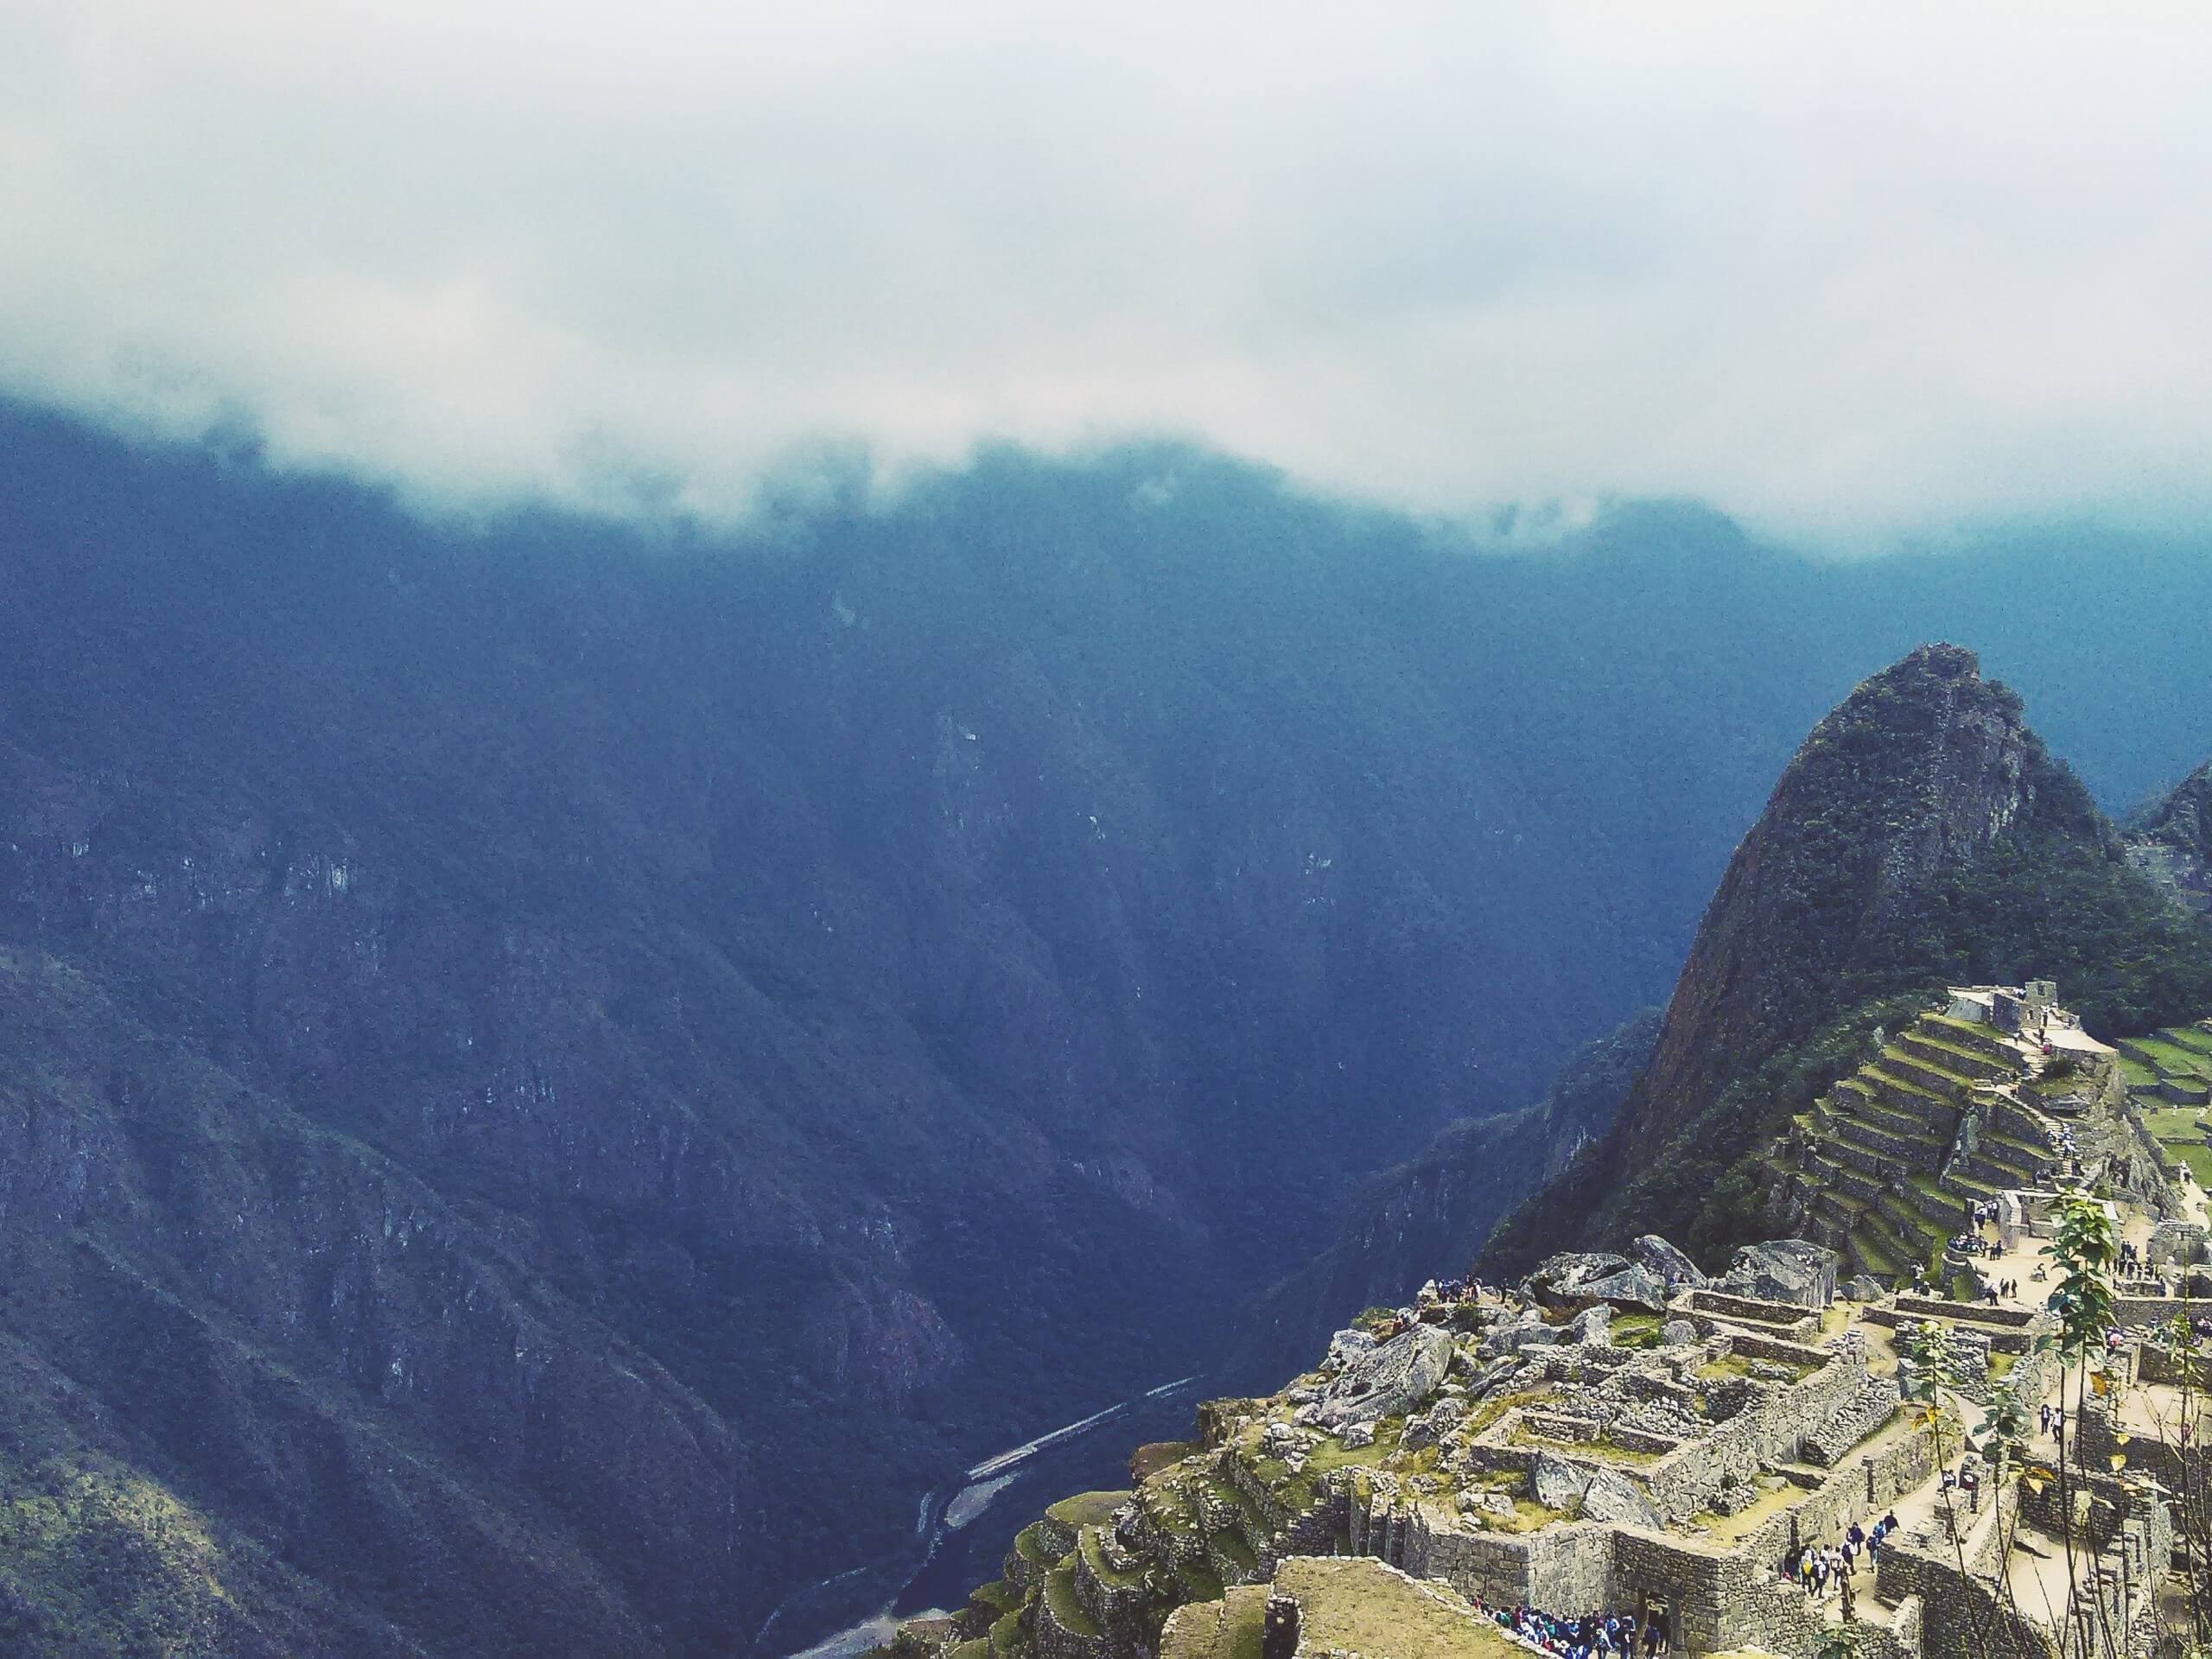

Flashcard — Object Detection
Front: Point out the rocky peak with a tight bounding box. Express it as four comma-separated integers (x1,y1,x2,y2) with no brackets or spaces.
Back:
1611,643,2080,1166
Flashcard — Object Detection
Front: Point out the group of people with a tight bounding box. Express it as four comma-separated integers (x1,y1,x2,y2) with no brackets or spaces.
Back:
1980,1277,2020,1306
1470,1598,1665,1659
1785,1511,1897,1598
2115,1241,2171,1287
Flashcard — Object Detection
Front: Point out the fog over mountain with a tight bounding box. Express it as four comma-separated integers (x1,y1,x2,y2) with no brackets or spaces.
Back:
8,5,2212,537
5,5,2212,1653
0,402,2207,1652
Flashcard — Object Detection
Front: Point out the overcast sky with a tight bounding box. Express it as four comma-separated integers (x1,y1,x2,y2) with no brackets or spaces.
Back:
3,3,2209,543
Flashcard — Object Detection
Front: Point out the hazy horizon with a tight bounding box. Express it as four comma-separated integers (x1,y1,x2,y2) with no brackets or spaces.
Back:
9,3,2212,545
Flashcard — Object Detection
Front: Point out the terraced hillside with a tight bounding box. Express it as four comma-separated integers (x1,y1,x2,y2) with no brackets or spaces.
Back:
1774,1007,2069,1282
2119,1022,2212,1184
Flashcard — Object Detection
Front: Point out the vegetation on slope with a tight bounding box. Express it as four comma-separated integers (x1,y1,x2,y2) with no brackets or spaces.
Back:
1483,650,2212,1274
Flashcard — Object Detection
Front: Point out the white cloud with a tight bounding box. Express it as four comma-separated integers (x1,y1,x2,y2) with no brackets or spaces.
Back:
3,1,2210,540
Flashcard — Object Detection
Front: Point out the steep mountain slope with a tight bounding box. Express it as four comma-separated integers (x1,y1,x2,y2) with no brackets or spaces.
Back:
3,401,2210,1653
1225,1008,1658,1385
2132,761,2212,914
1481,646,2212,1275
0,407,1861,1652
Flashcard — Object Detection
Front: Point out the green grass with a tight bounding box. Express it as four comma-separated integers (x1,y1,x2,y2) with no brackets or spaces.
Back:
1014,1522,1053,1565
1611,1313,1663,1350
973,1580,1024,1616
1044,1563,1099,1637
1211,1529,1257,1573
1274,1559,1520,1659
1176,1560,1225,1604
1866,1065,1943,1103
2131,1039,2212,1078
1046,1491,1130,1532
2164,1027,2212,1057
1904,1030,2018,1075
2121,1057,2164,1090
1078,1524,1147,1589
2142,1108,2204,1141
2168,1142,2212,1186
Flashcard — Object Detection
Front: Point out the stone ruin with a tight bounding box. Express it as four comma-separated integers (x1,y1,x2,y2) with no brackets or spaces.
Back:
901,1225,2164,1659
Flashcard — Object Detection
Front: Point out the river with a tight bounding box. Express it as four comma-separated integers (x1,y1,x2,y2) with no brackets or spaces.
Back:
765,1376,1205,1659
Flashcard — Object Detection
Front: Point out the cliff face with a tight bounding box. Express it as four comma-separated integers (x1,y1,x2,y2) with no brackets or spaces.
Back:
1614,643,2086,1169
1226,1010,1658,1385
2132,761,2212,915
1481,645,2212,1273
1,406,1822,1653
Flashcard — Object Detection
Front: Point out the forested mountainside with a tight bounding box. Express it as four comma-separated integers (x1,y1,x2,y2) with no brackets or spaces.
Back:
1226,1010,1660,1387
1,400,2210,1654
1482,648,2212,1280
2132,760,2212,915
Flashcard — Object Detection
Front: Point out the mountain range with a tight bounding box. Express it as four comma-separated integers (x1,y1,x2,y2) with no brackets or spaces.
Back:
0,400,2209,1654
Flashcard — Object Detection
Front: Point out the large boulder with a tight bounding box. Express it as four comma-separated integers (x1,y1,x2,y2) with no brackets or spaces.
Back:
1576,1265,1669,1313
1530,1449,1586,1511
1660,1319,1700,1348
1631,1235,1708,1290
1324,1327,1379,1371
1524,1252,1635,1306
1313,1323,1455,1429
1529,1451,1660,1529
1564,1305,1612,1347
1717,1239,1839,1308
1478,1312,1560,1358
1580,1465,1663,1529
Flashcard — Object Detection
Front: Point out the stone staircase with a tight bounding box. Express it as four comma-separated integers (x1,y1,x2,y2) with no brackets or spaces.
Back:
1787,1009,2057,1283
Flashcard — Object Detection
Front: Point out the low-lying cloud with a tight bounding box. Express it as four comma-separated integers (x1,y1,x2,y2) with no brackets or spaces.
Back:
4,2,2210,541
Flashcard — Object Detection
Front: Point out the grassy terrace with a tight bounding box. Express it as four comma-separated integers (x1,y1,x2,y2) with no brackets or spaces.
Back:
1045,1563,1100,1637
973,1580,1024,1616
2132,1037,2212,1077
1866,1064,1944,1102
1047,1491,1129,1532
2126,1021,2212,1183
1079,1525,1147,1589
1274,1559,1521,1659
1907,1030,2020,1074
2169,1143,2212,1185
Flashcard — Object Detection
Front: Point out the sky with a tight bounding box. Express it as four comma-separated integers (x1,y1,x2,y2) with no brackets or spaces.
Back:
3,2,2211,543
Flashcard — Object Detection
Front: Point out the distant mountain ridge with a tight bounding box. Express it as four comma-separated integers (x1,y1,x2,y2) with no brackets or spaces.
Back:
1224,1009,1658,1386
2131,760,2212,915
2,401,2211,1654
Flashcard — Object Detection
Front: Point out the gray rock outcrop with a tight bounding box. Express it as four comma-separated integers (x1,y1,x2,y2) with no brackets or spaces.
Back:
1718,1239,1839,1308
1523,1251,1634,1306
1631,1235,1708,1289
1576,1265,1669,1313
1479,1312,1560,1358
1313,1323,1454,1428
1530,1449,1661,1528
